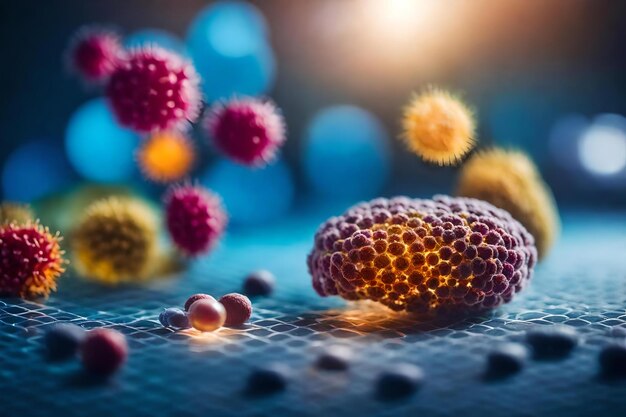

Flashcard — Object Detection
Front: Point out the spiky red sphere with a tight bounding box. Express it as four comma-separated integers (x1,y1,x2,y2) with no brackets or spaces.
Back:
0,223,65,299
205,97,286,166
307,195,537,317
68,27,122,82
165,185,227,256
106,46,201,133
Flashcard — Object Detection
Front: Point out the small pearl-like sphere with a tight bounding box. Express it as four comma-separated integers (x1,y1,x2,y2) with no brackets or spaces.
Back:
81,329,128,376
243,270,275,296
44,323,86,361
184,293,216,312
219,293,252,327
188,299,226,332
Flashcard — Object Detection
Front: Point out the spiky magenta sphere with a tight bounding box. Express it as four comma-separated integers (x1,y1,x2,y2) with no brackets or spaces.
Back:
0,223,65,299
307,195,537,317
106,46,201,133
68,27,122,82
165,185,227,256
205,97,286,166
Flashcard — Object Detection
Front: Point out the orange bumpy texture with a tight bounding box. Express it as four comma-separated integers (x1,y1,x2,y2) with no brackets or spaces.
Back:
308,196,537,316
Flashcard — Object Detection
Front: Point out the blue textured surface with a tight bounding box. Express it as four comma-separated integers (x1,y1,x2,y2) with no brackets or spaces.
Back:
1,210,626,417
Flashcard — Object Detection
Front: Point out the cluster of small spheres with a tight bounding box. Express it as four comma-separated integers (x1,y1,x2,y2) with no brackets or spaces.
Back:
159,292,252,332
308,195,537,316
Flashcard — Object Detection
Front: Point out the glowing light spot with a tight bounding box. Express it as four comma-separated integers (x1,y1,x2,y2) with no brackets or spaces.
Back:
137,132,195,183
578,121,626,176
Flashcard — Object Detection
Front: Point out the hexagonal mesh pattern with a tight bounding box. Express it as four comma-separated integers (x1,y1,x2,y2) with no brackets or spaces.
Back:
1,212,625,417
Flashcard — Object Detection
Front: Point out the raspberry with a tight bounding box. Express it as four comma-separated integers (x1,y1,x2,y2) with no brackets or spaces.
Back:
67,26,122,83
106,46,201,133
164,184,227,256
219,293,252,327
307,195,537,316
0,222,65,299
205,97,286,166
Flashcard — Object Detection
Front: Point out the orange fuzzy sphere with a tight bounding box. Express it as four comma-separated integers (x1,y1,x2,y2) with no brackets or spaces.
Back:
137,132,195,183
402,90,475,166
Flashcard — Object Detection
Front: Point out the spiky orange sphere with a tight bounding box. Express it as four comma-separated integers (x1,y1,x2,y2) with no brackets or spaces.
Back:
71,197,158,284
402,89,476,165
456,148,559,259
308,196,537,317
0,202,34,225
137,131,195,183
0,222,65,299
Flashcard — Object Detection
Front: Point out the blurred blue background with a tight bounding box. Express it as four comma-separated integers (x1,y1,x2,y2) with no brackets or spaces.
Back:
1,0,626,213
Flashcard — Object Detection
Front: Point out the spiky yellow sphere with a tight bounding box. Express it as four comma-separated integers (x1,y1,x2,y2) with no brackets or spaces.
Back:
136,131,195,183
0,222,65,299
456,148,559,259
402,89,476,165
0,202,34,225
71,197,159,284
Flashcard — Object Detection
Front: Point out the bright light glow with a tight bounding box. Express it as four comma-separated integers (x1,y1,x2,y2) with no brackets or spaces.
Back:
363,0,443,40
578,124,626,176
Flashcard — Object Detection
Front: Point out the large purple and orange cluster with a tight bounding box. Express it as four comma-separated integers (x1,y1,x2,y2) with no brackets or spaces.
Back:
307,195,537,316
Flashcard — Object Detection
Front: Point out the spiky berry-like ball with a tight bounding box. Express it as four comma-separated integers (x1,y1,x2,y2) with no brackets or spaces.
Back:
72,197,158,284
456,148,560,259
307,195,537,316
136,131,195,183
402,89,475,165
165,185,227,256
67,27,122,83
0,202,34,225
106,46,201,133
205,97,286,166
0,223,65,299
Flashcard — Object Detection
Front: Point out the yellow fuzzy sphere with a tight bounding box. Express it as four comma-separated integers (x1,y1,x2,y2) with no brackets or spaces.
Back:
0,202,34,225
71,197,159,284
402,89,476,165
456,148,559,259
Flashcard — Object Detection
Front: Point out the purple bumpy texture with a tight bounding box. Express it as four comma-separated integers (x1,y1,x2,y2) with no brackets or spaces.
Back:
165,185,227,256
106,46,201,133
307,195,537,316
205,97,286,166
